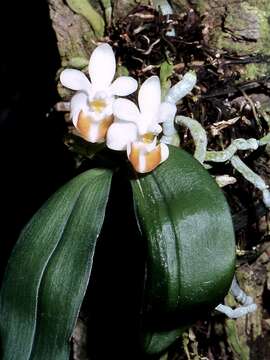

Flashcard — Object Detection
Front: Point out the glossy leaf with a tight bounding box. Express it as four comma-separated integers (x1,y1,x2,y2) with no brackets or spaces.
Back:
131,146,235,354
0,169,112,360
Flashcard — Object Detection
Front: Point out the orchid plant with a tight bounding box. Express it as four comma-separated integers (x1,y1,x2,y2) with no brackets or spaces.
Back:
0,43,257,360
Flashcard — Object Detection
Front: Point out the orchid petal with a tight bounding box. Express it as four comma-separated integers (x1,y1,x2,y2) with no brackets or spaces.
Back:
113,98,140,123
88,44,116,90
70,92,88,127
60,69,91,93
109,76,138,96
160,143,169,162
106,122,138,151
148,123,163,135
159,102,177,123
138,76,161,115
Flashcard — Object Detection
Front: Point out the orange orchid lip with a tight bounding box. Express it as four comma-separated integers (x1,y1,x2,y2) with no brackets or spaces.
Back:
128,141,169,173
77,111,113,143
129,144,161,173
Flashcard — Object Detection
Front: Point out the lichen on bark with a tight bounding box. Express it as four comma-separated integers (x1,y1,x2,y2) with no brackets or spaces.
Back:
173,0,270,80
48,0,95,68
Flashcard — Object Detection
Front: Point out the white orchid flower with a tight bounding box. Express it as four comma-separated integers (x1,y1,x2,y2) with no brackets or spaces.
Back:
60,44,138,143
107,76,176,173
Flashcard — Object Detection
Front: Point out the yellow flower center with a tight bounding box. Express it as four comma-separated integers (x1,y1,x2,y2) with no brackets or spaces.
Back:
141,132,155,143
89,99,107,113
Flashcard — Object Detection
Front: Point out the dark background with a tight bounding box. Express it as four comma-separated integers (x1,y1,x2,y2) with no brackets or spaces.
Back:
0,3,145,359
0,0,74,280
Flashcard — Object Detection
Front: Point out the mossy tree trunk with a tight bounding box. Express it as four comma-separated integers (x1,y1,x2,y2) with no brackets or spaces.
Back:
175,0,270,80
48,1,270,359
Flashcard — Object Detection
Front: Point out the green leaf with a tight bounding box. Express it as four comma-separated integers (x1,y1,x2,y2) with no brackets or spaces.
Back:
131,146,235,354
0,169,112,360
142,327,184,355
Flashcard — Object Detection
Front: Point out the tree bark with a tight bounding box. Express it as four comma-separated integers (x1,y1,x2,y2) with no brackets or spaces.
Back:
174,0,270,80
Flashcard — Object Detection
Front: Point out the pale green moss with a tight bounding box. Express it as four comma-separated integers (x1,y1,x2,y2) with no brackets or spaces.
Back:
243,2,270,55
244,63,270,80
160,61,174,99
100,0,112,25
247,0,270,13
224,293,249,360
192,0,209,14
68,57,89,69
215,2,270,56
225,318,250,360
116,65,129,77
171,0,189,11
